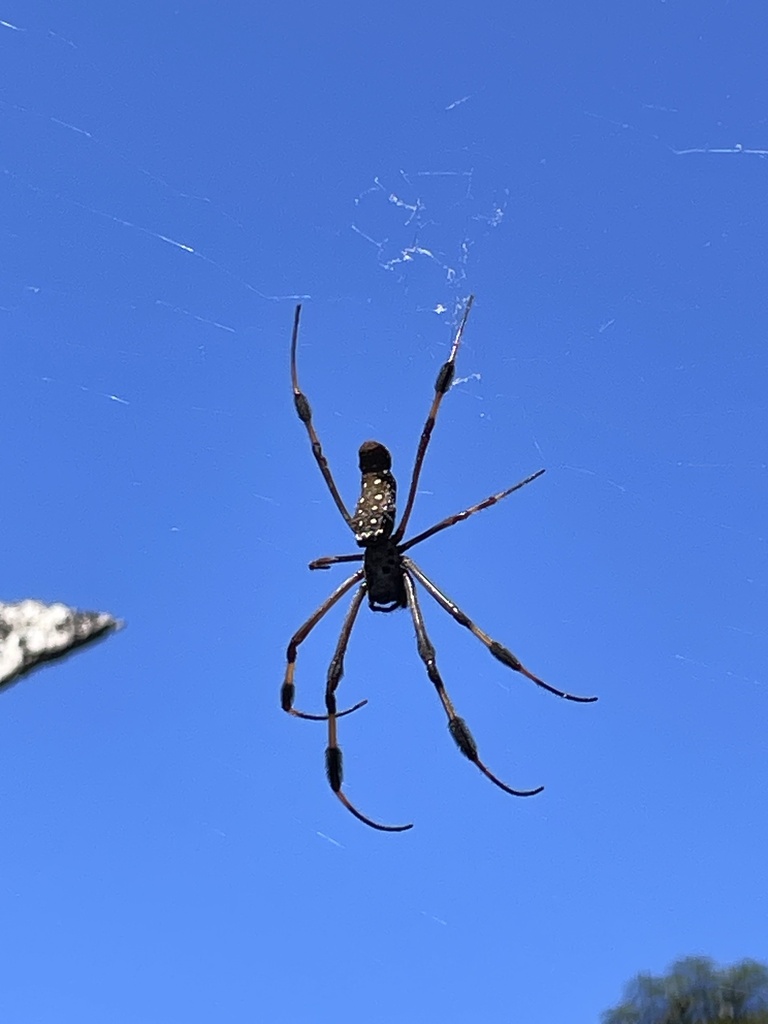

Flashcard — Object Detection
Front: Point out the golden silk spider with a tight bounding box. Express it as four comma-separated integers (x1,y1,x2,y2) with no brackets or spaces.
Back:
282,296,597,831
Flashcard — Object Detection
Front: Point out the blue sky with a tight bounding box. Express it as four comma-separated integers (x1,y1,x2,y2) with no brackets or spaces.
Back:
2,3,766,1021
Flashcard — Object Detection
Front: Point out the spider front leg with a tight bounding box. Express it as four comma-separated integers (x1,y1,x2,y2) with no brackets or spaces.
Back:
393,295,475,544
402,573,544,798
324,583,413,833
404,559,598,703
281,570,368,721
291,304,354,529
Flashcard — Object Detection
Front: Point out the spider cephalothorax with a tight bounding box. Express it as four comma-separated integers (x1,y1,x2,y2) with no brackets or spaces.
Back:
282,296,597,832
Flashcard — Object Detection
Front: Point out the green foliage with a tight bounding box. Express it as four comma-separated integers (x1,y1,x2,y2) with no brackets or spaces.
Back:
602,956,768,1024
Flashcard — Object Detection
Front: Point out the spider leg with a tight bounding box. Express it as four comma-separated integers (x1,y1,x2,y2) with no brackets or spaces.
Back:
393,295,475,543
282,570,368,721
402,571,544,798
399,469,546,554
290,305,353,528
308,552,364,572
404,558,598,703
324,583,413,833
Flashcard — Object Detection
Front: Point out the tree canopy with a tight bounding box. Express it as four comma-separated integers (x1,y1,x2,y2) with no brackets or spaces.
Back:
603,956,768,1024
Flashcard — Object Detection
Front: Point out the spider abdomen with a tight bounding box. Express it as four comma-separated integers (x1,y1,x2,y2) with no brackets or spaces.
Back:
364,541,407,612
351,441,397,546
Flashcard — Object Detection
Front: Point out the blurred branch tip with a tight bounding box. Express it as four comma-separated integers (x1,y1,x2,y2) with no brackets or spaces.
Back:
0,599,123,691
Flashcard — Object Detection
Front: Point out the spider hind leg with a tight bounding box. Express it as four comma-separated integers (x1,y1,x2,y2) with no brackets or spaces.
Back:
403,572,544,800
325,746,413,832
322,583,413,832
449,717,543,798
281,570,369,721
404,558,598,703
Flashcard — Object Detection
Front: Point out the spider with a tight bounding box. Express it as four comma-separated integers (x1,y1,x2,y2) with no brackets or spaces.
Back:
282,295,597,832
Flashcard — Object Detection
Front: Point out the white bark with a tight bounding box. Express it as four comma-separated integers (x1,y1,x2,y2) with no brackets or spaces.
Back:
0,599,121,691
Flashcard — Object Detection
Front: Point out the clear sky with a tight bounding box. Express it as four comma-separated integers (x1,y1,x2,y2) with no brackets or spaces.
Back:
2,3,766,1022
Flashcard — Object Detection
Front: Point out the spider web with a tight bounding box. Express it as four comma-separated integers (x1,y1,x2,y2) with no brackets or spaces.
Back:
3,14,764,790
2,9,768,1024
